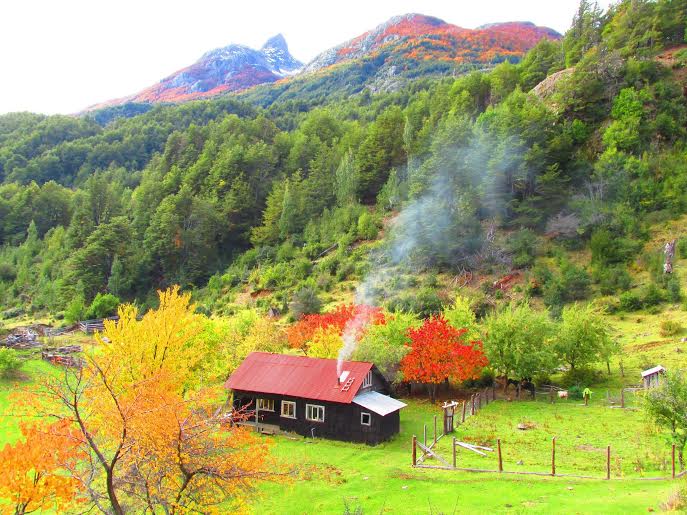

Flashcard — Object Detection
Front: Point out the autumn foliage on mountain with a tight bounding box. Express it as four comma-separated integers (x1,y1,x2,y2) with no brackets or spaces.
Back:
401,316,488,403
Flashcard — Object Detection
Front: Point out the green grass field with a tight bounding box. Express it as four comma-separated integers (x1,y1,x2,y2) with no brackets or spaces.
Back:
252,397,679,514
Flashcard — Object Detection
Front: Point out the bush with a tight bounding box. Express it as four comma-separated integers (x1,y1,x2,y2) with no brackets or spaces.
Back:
0,348,22,378
507,229,538,268
593,265,632,295
559,262,591,301
562,368,604,388
660,320,683,337
289,287,322,320
567,385,583,400
641,283,664,307
619,291,643,311
0,263,16,283
666,276,682,303
84,293,121,320
386,288,444,318
64,295,87,323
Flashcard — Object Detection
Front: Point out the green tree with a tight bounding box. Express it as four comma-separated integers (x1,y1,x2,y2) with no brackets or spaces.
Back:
555,303,613,370
334,150,358,206
644,371,687,468
482,303,556,382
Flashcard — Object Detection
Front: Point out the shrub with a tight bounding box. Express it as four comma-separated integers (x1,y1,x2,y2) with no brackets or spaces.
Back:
507,229,538,268
0,263,16,283
64,295,87,324
568,385,583,400
619,291,643,311
356,212,378,240
562,367,603,388
660,320,683,337
641,283,664,307
666,276,682,303
593,265,632,295
289,287,322,320
84,293,121,320
559,262,591,301
0,348,22,378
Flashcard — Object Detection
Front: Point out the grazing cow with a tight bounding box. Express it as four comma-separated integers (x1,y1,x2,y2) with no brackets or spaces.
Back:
557,390,569,399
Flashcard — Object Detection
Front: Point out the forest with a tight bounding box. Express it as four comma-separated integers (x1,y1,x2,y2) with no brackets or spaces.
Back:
0,0,685,326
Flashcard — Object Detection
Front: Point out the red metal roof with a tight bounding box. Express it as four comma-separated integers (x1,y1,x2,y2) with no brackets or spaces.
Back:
225,352,373,404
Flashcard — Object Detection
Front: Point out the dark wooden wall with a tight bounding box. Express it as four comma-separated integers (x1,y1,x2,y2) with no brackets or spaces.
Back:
233,390,399,445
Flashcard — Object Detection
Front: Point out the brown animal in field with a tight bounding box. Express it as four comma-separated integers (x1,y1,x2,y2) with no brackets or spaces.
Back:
557,390,568,399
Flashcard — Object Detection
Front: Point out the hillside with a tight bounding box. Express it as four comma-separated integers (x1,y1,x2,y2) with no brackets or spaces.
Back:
303,14,560,73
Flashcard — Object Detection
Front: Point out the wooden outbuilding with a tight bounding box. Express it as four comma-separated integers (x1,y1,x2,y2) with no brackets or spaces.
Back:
225,352,406,445
641,365,666,389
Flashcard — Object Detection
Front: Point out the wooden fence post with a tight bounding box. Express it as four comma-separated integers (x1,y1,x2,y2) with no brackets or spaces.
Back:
673,444,676,479
478,392,482,410
485,388,489,406
550,386,554,404
412,435,417,467
492,384,496,401
452,437,457,468
551,437,556,476
462,400,466,423
423,424,427,447
497,438,503,472
606,445,611,480
433,415,437,446
471,394,475,415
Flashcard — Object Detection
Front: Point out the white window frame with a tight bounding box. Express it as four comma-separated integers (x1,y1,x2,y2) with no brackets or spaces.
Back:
360,412,371,426
305,404,325,422
281,400,296,419
362,371,373,388
257,398,274,412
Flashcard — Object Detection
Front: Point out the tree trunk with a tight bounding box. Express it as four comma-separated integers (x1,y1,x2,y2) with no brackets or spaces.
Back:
429,384,437,404
606,360,611,375
106,469,124,515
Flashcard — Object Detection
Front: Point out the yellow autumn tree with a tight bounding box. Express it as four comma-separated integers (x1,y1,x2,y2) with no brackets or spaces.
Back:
95,285,206,392
37,286,283,514
307,326,343,359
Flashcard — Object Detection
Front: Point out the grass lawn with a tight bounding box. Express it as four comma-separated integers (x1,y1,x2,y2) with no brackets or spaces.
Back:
0,357,58,446
252,398,678,514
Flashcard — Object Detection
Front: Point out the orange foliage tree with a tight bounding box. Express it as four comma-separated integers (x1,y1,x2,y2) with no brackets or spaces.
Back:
286,304,384,354
0,420,84,514
35,287,282,514
400,316,488,403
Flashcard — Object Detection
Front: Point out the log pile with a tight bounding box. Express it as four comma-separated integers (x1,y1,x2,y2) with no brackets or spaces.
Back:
42,346,83,368
1,329,40,349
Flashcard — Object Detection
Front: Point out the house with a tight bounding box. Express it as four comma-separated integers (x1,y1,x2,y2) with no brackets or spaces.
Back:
641,365,666,389
225,352,407,445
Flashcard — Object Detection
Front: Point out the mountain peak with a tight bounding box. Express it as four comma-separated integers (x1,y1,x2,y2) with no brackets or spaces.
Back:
262,34,289,53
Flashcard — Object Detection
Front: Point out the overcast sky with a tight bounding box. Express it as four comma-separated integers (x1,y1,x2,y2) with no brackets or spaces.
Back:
0,0,615,115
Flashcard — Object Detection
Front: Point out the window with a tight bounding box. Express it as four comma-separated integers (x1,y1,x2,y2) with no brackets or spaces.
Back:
257,398,274,411
281,400,296,419
362,371,373,388
305,404,325,422
361,412,371,426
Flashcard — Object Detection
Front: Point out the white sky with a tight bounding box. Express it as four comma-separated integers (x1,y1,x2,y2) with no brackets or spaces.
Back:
0,0,614,115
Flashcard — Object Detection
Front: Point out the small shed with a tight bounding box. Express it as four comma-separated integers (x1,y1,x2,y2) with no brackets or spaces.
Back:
225,352,406,445
641,365,666,389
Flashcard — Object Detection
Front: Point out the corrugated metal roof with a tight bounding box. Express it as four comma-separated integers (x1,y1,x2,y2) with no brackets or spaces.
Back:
352,391,407,416
641,365,666,377
225,352,373,404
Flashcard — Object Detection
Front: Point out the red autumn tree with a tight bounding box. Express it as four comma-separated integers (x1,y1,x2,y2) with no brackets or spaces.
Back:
286,304,384,354
401,316,488,403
